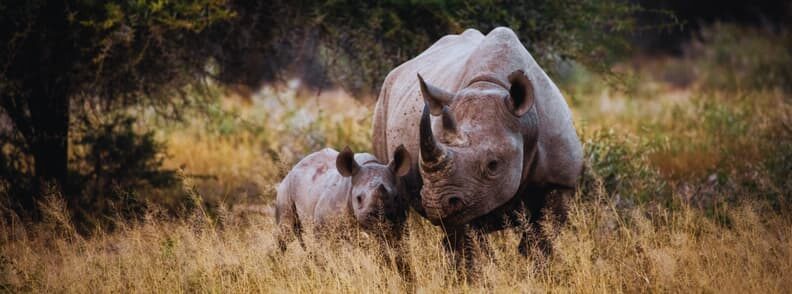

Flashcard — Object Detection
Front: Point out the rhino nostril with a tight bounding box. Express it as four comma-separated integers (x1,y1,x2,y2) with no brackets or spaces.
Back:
356,195,363,204
447,196,462,210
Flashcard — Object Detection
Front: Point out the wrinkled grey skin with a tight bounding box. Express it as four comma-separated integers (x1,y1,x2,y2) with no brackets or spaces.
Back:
372,27,583,277
275,146,413,280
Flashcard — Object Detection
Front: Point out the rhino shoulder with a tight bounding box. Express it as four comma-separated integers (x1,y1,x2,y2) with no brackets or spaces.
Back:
535,127,583,188
312,171,353,224
530,78,583,188
418,28,484,59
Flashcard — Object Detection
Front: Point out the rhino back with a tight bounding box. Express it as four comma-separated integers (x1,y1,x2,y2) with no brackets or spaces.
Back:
277,148,352,226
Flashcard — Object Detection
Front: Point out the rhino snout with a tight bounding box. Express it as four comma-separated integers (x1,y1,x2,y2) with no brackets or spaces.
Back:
422,193,465,224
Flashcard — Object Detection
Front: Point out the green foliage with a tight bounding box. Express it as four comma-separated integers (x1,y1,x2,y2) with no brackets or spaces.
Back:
68,114,178,226
0,131,32,211
568,22,791,214
0,0,234,219
0,0,236,105
453,0,638,75
315,0,644,94
72,0,235,104
687,23,792,92
72,115,177,192
580,129,668,204
314,0,454,94
199,102,265,137
764,137,792,203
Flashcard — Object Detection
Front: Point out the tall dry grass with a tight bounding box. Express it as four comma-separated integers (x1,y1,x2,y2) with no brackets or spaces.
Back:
1,185,790,292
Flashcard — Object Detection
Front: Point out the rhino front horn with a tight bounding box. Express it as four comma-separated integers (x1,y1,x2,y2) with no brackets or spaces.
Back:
420,103,446,165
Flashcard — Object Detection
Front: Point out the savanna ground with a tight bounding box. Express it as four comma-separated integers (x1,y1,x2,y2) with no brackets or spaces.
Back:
2,24,791,292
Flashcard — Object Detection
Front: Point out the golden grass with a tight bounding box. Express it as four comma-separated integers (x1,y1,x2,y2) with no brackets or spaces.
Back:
2,189,790,292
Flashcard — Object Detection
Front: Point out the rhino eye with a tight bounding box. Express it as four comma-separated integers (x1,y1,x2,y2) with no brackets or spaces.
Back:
355,195,363,204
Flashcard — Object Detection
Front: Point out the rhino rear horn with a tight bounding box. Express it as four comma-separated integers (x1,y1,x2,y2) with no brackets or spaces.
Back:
440,106,459,137
377,184,388,198
420,103,446,164
507,70,535,116
336,146,360,177
418,73,454,116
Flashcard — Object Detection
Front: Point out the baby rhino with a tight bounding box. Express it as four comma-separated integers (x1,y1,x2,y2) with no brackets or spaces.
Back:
275,145,411,251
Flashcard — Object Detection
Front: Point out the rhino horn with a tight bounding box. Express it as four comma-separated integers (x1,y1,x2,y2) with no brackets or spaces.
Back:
418,73,454,116
440,106,459,137
377,184,388,198
420,103,446,164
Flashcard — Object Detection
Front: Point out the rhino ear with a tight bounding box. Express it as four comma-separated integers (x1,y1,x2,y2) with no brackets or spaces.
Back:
418,73,454,116
389,144,412,177
507,70,535,117
336,146,360,177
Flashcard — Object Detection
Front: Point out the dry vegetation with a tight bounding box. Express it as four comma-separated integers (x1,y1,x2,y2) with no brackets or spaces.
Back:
2,25,791,292
2,187,789,292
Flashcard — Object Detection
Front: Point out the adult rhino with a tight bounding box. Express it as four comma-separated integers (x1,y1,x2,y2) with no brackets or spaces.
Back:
372,27,583,274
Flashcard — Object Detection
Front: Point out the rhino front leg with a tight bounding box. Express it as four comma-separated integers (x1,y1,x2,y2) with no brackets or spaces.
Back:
443,225,482,282
393,245,413,286
517,188,570,257
473,228,495,262
517,220,548,257
379,224,414,285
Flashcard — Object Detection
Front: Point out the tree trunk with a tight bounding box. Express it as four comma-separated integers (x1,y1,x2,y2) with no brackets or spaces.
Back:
21,0,74,219
5,80,71,222
29,93,70,206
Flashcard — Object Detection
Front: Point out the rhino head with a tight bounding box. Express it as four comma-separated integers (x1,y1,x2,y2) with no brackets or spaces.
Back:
336,145,411,230
417,71,536,226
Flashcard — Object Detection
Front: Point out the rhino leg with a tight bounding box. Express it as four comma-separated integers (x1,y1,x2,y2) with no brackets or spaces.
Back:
518,220,548,257
379,224,414,286
443,225,484,282
517,188,570,257
474,228,495,261
276,200,305,252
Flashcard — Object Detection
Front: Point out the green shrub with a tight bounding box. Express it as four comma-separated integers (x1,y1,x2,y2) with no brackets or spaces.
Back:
688,23,792,92
69,115,178,228
580,129,668,205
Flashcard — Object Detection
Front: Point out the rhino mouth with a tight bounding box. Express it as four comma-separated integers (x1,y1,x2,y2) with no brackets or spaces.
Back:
358,210,382,226
358,207,404,232
427,211,468,227
422,194,471,226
